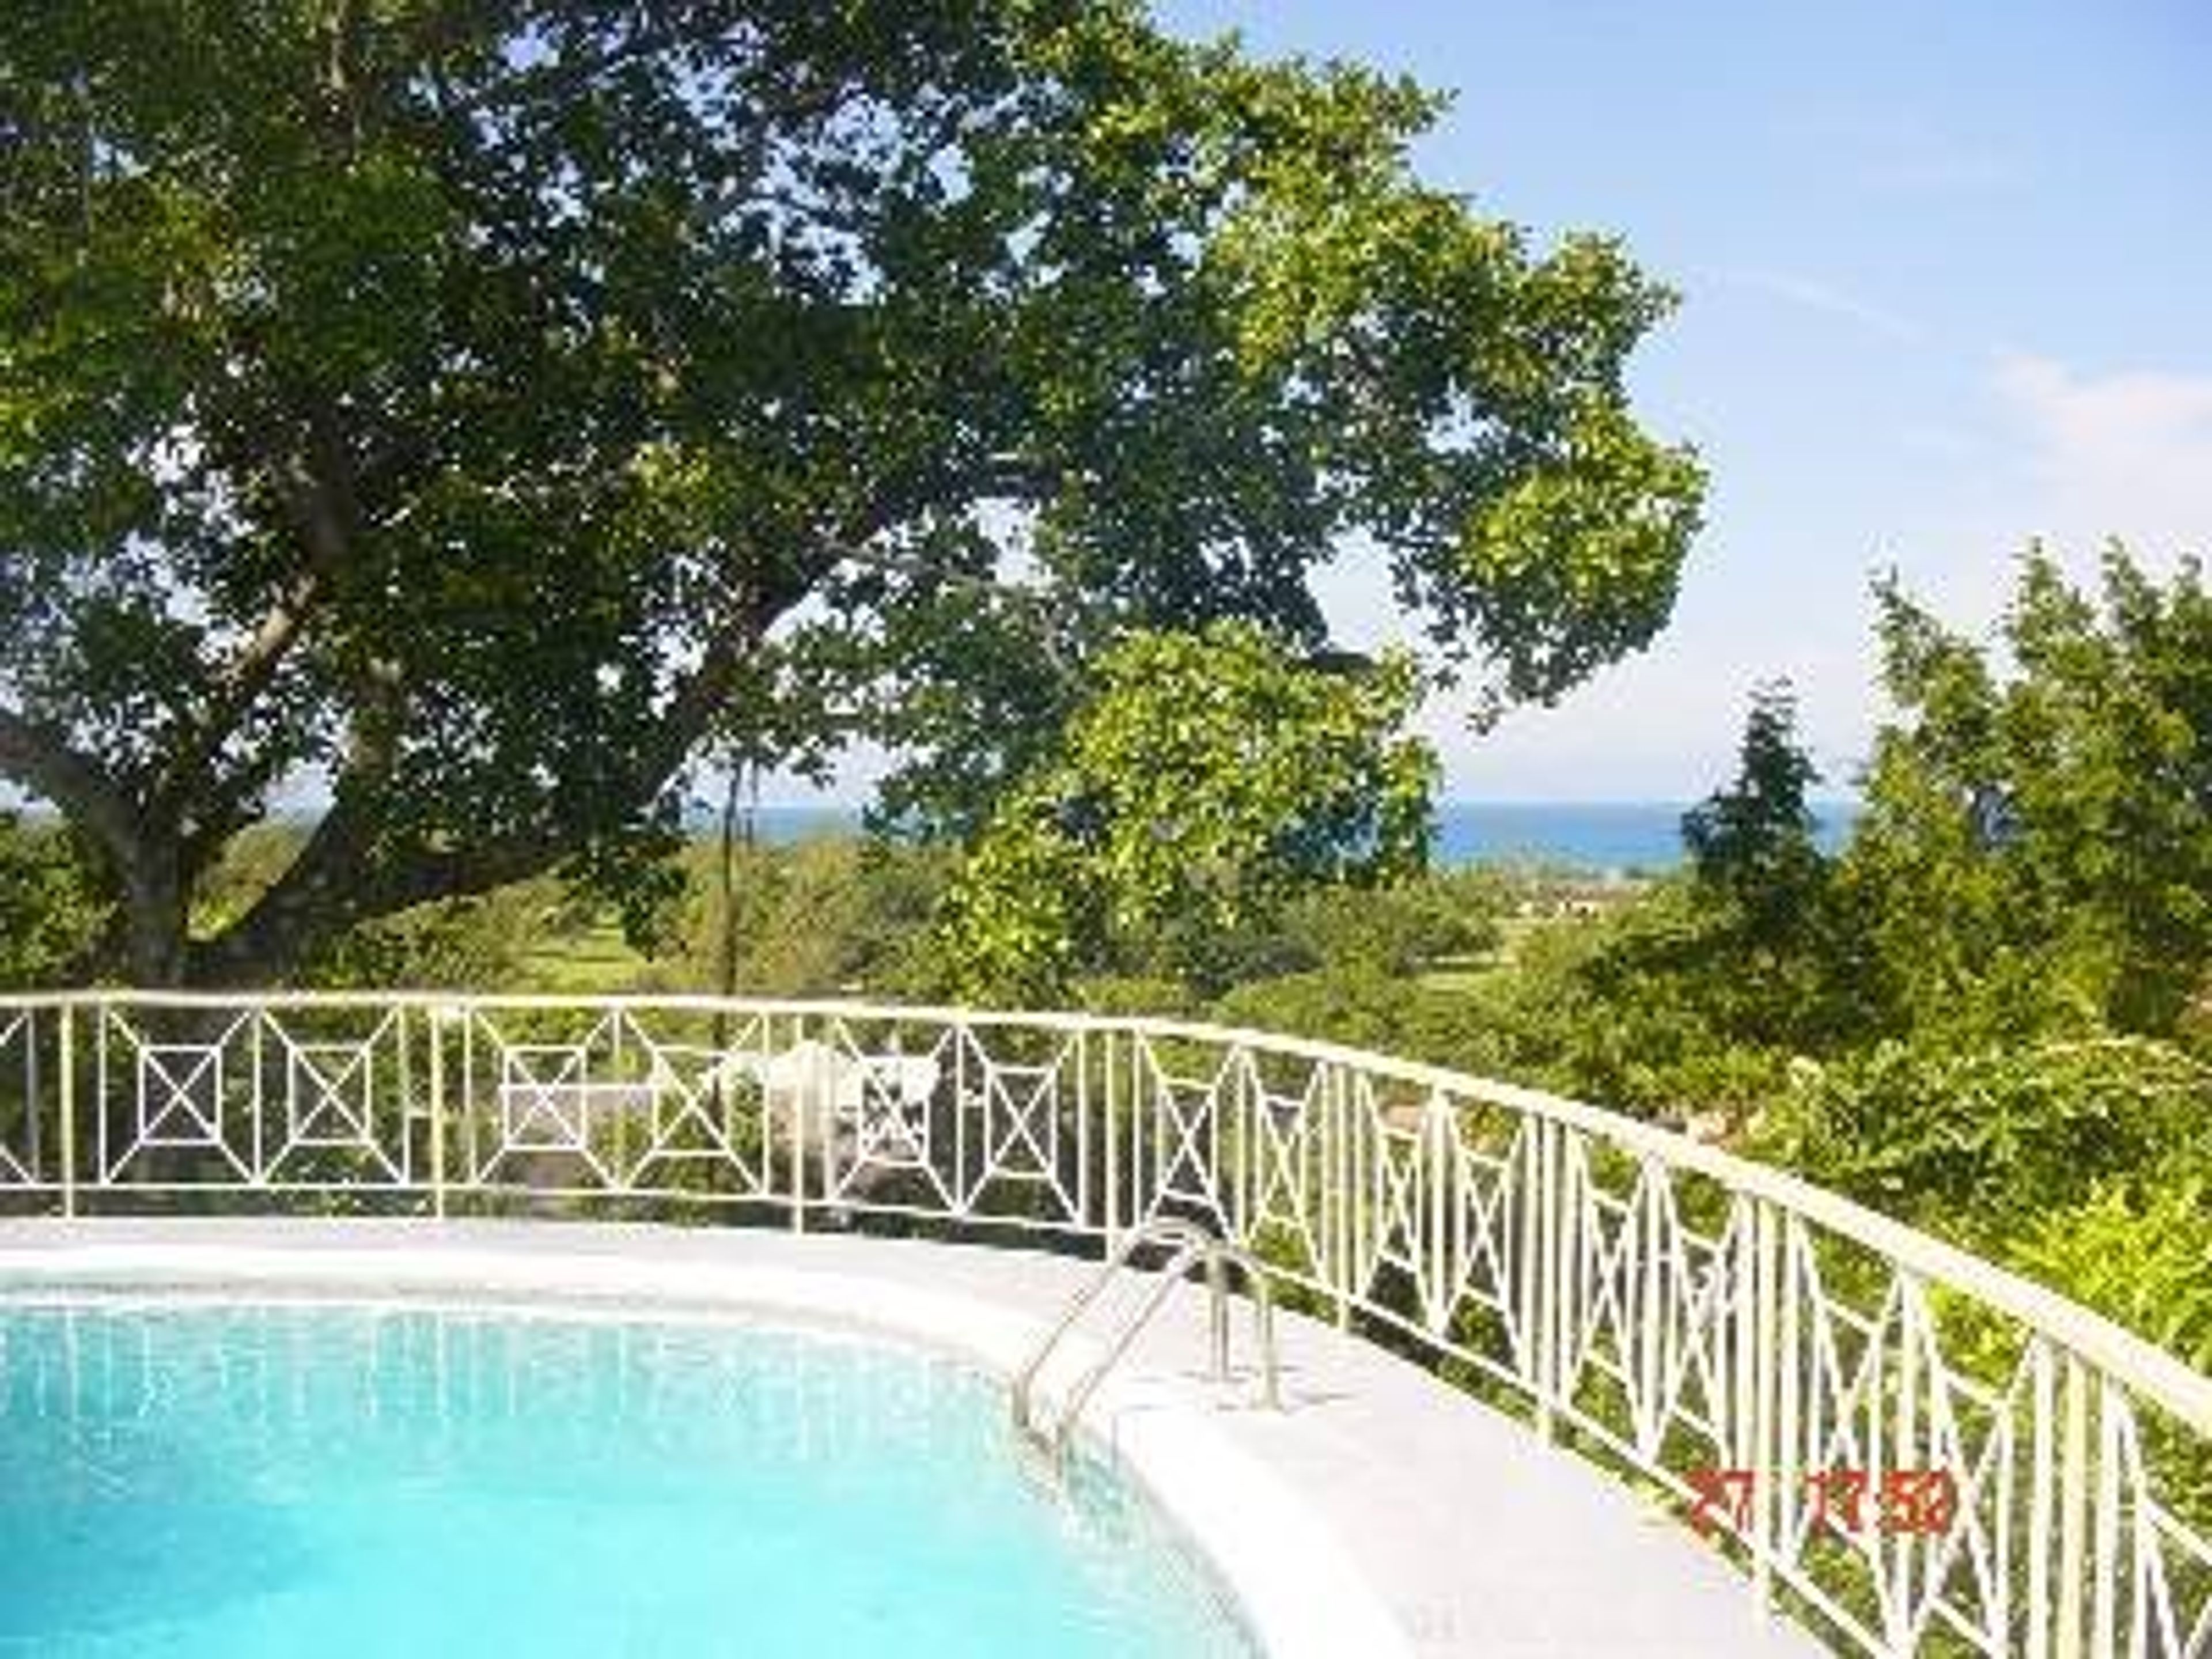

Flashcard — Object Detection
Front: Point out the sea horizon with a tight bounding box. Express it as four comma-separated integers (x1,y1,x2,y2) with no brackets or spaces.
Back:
719,797,1866,874
9,795,1862,876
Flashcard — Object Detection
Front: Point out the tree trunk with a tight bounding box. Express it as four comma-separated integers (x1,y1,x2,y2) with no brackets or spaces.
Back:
717,762,743,1005
120,846,188,988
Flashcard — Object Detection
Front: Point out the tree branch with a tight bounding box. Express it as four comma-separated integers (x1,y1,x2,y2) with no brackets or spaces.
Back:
473,35,855,132
155,566,322,815
189,510,849,986
283,399,363,572
187,715,392,984
0,704,146,874
185,797,565,986
147,396,359,844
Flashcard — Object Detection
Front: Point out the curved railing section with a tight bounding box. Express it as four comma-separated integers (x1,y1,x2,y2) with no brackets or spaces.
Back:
0,990,2206,1657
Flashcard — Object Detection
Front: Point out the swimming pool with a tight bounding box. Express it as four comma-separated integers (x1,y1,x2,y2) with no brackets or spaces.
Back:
0,1298,1257,1657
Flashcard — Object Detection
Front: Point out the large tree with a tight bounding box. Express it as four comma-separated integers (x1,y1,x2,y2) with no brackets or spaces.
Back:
0,1,1702,986
1840,545,2212,1036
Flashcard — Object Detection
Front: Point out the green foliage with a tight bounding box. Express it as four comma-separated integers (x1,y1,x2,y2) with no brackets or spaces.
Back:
2010,1180,2212,1372
1843,546,2212,1036
298,889,541,991
654,836,954,998
927,622,1437,1002
1084,865,1505,992
1750,1037,2212,1249
1434,552,2212,1380
1463,548,2212,1162
1214,962,1494,1072
1072,974,1208,1021
179,820,546,990
1317,686,1853,1118
1,1,1699,984
1453,881,1793,1116
1683,680,1827,950
1278,872,1503,976
0,812,106,986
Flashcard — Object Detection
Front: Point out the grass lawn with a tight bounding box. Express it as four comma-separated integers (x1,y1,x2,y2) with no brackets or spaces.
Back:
516,921,653,994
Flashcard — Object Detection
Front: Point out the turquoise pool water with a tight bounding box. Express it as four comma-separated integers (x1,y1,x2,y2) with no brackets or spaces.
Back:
0,1299,1256,1657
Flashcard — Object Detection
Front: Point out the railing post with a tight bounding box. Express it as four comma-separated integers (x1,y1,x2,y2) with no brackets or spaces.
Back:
1748,1196,1781,1609
789,1014,806,1235
1521,1115,1550,1437
2055,1355,2092,1659
1073,1024,1091,1233
1102,1027,1121,1250
58,1002,76,1219
1729,1195,1760,1580
1536,1118,1566,1440
1552,1123,1585,1434
1772,1207,1801,1616
1331,1062,1353,1332
428,1003,449,1221
2027,1340,2056,1659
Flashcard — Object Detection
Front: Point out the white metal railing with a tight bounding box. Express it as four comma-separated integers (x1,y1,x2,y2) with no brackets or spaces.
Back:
0,989,2207,1657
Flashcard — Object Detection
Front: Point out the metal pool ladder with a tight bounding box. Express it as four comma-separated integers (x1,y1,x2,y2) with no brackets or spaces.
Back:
1010,1217,1284,1460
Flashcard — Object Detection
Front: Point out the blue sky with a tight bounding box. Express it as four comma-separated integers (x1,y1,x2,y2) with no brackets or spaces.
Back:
1142,0,2212,801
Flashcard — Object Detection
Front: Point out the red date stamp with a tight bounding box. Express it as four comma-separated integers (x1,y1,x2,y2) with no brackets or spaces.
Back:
1683,1465,1957,1539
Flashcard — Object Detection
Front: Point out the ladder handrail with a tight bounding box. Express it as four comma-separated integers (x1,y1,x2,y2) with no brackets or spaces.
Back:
1010,1218,1213,1433
1010,1218,1282,1459
1211,1239,1284,1412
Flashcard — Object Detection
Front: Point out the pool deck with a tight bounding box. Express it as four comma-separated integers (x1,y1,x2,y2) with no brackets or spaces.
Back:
0,1218,1827,1658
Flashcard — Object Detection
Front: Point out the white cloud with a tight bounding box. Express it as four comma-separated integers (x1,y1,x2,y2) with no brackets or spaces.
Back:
1894,422,1988,463
1797,109,2020,197
1455,628,1877,802
1857,147,2017,196
1993,351,2212,556
1719,267,1923,343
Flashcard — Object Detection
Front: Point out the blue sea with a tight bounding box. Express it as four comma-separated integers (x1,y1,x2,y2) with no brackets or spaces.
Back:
1430,800,1860,872
740,800,1861,874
